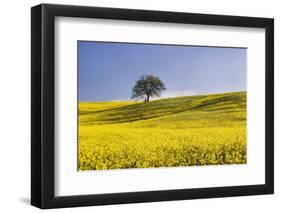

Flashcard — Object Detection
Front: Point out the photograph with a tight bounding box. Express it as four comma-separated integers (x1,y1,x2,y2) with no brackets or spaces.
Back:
30,3,274,209
78,41,247,171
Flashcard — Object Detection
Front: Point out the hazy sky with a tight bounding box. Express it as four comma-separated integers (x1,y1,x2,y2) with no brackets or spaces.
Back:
78,41,246,102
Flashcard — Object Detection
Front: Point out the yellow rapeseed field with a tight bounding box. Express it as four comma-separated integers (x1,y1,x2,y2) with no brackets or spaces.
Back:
78,91,246,170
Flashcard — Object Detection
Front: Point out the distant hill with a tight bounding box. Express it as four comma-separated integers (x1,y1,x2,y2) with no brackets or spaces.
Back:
79,91,246,126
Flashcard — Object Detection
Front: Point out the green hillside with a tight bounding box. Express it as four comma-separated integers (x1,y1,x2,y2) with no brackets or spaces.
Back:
79,91,246,125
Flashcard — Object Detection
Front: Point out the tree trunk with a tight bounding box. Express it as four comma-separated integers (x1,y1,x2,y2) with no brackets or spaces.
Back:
145,94,150,102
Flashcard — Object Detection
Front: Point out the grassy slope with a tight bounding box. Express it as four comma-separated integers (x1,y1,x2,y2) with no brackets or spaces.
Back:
79,91,246,124
79,91,247,170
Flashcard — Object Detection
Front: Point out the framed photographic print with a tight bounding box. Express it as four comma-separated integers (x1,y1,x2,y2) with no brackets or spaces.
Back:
31,3,274,209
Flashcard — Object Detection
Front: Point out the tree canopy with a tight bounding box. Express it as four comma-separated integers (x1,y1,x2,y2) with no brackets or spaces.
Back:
131,75,166,102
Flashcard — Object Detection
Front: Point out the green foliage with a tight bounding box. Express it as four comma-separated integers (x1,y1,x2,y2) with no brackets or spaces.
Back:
131,75,166,102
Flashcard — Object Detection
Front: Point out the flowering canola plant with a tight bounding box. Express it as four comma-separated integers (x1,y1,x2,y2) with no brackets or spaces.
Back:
78,91,246,170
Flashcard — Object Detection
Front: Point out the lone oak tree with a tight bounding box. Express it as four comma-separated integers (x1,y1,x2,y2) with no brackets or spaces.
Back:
131,75,166,102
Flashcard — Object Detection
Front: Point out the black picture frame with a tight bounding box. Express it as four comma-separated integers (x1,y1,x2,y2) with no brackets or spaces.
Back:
31,3,274,209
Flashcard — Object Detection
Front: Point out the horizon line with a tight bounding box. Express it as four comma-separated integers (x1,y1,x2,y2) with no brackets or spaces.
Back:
79,90,246,103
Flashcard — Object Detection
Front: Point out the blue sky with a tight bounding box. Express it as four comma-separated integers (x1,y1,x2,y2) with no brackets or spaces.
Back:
78,41,246,102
